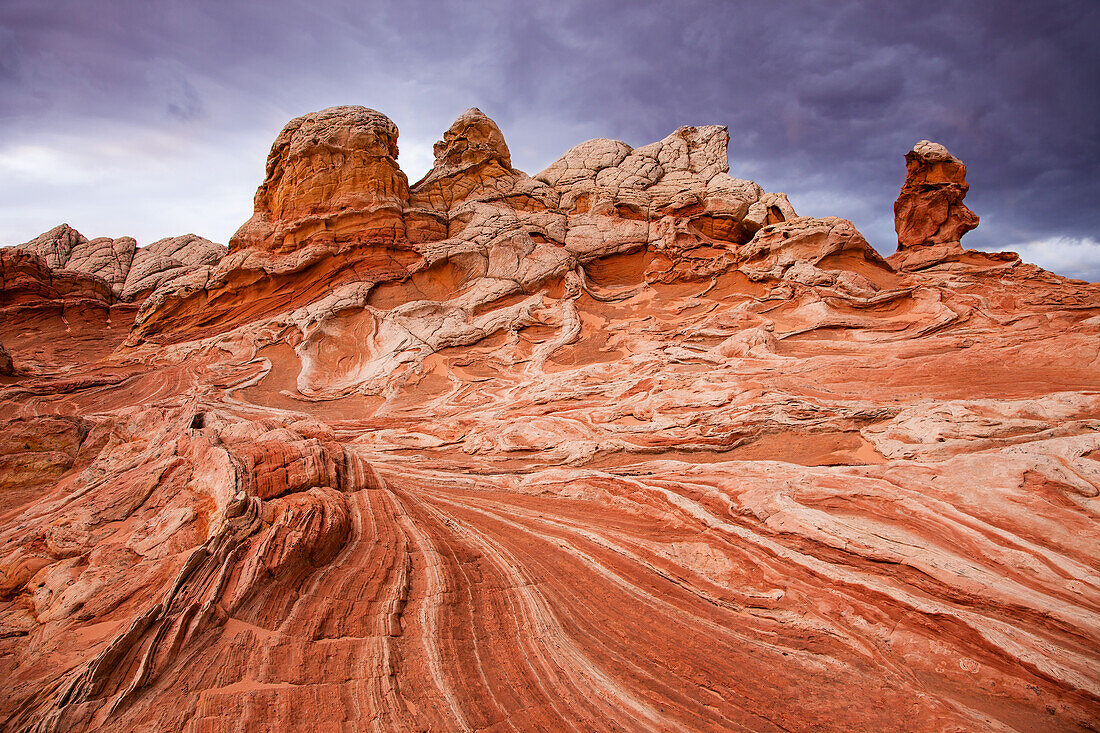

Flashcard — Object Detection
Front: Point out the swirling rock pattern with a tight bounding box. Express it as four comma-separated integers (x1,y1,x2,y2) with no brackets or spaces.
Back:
0,112,1098,732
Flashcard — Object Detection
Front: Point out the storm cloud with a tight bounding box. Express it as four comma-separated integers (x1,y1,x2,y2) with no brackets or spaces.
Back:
2,0,1097,278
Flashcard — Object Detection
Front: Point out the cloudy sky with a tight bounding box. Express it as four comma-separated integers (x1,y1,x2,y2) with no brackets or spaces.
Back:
2,0,1097,279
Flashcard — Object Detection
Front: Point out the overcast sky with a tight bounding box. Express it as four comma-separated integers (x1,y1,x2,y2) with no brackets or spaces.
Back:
2,0,1097,279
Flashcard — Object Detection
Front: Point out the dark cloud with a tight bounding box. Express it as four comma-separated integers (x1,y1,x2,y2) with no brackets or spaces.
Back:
1,0,1097,277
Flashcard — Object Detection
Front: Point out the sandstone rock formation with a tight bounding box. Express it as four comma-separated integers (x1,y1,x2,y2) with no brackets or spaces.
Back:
409,106,515,213
0,228,226,382
895,140,979,248
0,246,113,308
126,106,799,351
16,225,137,298
229,106,409,253
890,140,997,272
16,224,88,269
1,108,1098,732
121,234,226,301
64,236,137,295
12,224,226,303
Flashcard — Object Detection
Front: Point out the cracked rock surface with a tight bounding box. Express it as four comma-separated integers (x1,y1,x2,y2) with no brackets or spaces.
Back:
1,109,1099,732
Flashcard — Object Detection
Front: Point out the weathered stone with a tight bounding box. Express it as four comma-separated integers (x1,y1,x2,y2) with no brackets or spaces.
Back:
16,223,88,269
122,234,226,301
738,216,894,292
1,109,1098,733
229,106,410,253
894,140,979,249
0,247,113,307
65,236,137,296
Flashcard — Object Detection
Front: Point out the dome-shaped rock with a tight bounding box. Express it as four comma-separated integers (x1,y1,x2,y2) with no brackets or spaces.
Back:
230,106,410,253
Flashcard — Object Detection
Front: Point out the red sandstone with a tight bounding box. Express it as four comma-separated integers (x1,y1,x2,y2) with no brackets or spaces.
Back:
0,107,1098,732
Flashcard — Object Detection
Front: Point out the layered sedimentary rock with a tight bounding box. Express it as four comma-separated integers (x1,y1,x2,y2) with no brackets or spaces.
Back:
1,108,1099,732
894,140,979,248
0,229,226,382
229,106,409,253
127,107,798,350
0,246,113,308
0,246,138,394
890,140,996,271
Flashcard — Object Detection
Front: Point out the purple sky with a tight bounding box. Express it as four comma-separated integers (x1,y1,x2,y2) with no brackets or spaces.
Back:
2,0,1097,279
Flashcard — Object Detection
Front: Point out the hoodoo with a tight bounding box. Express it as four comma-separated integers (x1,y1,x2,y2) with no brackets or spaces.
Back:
895,139,979,249
1,107,1098,732
229,106,410,253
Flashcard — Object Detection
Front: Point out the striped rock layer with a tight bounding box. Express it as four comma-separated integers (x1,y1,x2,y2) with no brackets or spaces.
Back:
1,107,1098,732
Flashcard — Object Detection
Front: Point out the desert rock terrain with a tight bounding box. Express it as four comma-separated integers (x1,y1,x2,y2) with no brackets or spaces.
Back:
1,107,1098,732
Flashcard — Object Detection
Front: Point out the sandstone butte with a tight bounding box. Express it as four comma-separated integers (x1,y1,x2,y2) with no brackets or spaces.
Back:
0,106,1098,732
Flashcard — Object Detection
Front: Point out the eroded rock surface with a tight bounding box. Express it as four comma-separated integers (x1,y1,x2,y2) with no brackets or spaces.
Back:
65,236,137,296
890,140,996,273
11,223,225,304
16,224,88,269
1,108,1098,732
409,106,515,213
895,140,979,248
121,234,226,301
17,226,136,298
229,106,410,253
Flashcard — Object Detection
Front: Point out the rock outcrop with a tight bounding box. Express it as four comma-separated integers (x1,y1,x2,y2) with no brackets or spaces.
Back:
894,140,979,249
16,224,88,269
127,107,798,350
17,226,137,298
737,216,895,297
1,108,1098,733
409,107,515,211
0,228,226,375
888,141,1023,273
65,236,137,295
229,106,410,253
12,224,226,303
0,247,114,312
121,234,226,301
